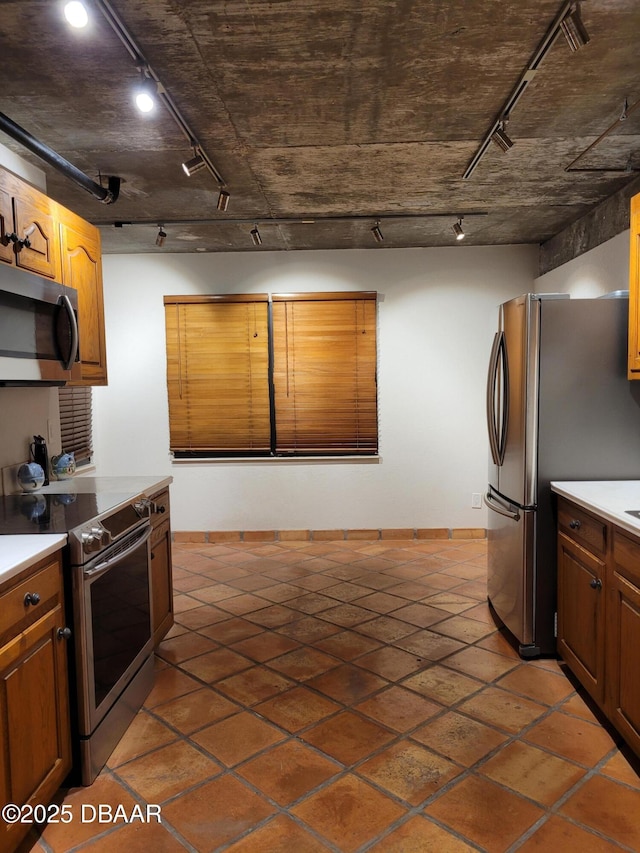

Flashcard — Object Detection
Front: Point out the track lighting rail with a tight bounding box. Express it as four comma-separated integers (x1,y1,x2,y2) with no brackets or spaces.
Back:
92,0,226,188
463,0,577,180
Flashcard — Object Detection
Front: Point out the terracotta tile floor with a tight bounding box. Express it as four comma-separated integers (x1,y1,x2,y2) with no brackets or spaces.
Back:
26,538,640,853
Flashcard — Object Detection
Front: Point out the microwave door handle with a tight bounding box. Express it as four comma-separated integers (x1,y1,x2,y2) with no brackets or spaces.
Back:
486,332,502,465
58,293,79,371
83,524,152,579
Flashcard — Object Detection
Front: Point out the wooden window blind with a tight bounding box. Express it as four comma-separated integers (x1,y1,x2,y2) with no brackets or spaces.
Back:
164,291,378,457
272,292,378,455
58,386,93,465
164,295,271,455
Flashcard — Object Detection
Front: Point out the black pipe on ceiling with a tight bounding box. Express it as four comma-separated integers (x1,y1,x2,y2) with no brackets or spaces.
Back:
0,111,120,204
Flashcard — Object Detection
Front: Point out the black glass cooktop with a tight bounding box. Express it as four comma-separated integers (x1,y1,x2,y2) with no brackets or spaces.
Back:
0,492,137,535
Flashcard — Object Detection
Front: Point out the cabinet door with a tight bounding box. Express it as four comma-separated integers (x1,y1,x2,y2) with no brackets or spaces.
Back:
608,532,640,754
628,192,640,378
0,606,71,853
60,216,108,385
557,531,606,704
151,518,174,645
12,187,60,279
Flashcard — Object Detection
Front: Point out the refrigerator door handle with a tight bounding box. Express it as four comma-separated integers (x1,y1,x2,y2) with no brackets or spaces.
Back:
484,489,520,521
486,331,509,466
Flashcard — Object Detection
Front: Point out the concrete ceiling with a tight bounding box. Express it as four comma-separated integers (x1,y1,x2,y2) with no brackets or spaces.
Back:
1,0,639,254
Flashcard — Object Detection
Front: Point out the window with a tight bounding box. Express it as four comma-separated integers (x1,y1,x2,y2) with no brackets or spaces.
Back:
164,291,377,457
58,386,93,465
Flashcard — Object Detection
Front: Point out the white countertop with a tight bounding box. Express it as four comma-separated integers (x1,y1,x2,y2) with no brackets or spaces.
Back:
0,535,67,585
0,475,172,585
551,481,640,537
39,475,172,498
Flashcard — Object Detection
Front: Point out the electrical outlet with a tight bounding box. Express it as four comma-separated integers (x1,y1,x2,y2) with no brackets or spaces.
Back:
471,493,482,509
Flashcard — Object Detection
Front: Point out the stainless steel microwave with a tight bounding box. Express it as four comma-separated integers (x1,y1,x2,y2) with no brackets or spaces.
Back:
0,264,80,385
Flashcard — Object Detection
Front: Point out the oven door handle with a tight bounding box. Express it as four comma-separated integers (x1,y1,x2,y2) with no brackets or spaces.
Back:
83,523,152,579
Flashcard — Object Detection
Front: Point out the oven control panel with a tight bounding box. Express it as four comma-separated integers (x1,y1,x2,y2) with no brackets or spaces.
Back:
80,523,112,554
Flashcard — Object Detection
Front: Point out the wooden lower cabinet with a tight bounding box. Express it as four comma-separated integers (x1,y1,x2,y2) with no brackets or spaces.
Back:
557,497,640,758
557,531,606,704
149,489,173,646
0,554,72,853
608,531,640,755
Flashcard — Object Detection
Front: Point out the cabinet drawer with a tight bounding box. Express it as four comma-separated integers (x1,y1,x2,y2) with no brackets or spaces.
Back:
150,489,170,527
0,559,62,643
613,529,640,589
558,500,607,556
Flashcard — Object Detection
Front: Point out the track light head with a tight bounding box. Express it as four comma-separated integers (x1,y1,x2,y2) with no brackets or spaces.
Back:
155,226,166,247
135,73,157,113
491,120,514,153
182,151,206,176
371,222,384,243
64,1,89,28
452,218,465,241
216,189,231,212
560,3,590,51
250,226,262,247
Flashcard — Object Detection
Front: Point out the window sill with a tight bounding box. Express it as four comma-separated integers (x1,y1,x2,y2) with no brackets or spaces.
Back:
170,455,381,465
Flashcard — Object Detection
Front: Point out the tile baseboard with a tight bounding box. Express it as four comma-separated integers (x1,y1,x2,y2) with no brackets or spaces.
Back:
173,527,487,543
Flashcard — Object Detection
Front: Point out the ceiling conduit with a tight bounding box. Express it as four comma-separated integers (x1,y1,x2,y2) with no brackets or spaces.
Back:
0,111,120,204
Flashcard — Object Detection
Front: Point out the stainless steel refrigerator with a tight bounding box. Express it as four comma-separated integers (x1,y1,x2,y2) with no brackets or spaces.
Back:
485,293,640,657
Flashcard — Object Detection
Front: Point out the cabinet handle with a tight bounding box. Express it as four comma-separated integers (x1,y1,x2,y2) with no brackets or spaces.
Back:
4,231,31,251
569,519,581,530
24,592,41,607
590,578,603,590
57,627,72,641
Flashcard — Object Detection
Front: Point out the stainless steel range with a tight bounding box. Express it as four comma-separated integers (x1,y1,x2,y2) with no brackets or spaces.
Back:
0,491,155,785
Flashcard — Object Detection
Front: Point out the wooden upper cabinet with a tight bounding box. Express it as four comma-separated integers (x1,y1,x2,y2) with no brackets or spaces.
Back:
59,210,108,385
0,169,60,279
0,165,108,385
628,192,640,378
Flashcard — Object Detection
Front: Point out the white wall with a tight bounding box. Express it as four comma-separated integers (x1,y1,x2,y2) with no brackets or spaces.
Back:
93,245,537,532
535,231,630,297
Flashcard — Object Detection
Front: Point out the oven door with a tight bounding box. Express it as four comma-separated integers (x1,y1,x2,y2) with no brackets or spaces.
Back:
73,520,153,736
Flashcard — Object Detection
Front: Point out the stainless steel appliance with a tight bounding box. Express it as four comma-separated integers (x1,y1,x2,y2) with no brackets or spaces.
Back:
0,491,154,784
67,497,153,785
486,293,640,657
0,265,80,384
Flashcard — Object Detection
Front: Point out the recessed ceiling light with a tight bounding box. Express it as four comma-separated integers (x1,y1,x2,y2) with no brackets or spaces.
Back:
64,1,89,28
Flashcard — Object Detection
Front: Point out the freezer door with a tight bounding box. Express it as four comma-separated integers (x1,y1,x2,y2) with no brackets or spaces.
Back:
486,485,537,654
